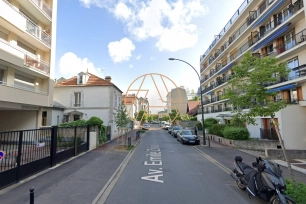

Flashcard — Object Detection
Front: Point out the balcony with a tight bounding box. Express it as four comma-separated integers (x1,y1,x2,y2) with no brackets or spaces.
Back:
16,0,52,25
0,39,50,75
201,1,304,86
1,0,51,49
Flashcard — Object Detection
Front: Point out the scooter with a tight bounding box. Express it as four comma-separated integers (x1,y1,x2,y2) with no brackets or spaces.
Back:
230,156,295,204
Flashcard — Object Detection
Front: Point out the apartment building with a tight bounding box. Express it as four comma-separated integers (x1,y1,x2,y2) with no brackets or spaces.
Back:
0,0,57,131
199,0,306,149
166,86,188,115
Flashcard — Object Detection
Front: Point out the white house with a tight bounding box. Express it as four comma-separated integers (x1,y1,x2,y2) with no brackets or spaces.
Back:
54,72,123,139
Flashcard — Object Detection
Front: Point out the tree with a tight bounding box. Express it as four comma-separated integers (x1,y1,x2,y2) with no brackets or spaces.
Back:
137,110,148,123
148,115,154,122
192,96,199,101
223,52,294,178
153,115,159,120
114,103,130,146
169,109,181,124
181,114,190,121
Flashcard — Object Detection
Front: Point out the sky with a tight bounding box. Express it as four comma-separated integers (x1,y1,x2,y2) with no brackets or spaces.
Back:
54,0,245,113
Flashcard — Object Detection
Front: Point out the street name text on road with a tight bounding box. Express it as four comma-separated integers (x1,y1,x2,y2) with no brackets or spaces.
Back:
141,145,164,183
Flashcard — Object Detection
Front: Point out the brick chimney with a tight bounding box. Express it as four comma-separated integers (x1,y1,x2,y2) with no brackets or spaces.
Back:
105,76,112,82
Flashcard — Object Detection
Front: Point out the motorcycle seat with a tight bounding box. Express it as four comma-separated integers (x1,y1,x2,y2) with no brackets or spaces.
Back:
237,162,254,175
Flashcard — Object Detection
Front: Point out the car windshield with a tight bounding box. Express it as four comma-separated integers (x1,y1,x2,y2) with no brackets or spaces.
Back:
173,126,182,130
181,131,192,135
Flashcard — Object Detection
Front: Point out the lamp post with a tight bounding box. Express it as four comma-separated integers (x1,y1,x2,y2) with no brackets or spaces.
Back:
168,58,207,146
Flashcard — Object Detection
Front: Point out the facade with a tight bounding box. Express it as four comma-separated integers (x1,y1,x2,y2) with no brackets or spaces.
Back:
199,0,306,149
54,73,123,139
0,0,57,131
123,94,139,119
166,86,188,115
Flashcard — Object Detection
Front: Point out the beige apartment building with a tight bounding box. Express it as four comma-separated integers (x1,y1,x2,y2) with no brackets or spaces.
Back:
166,86,188,115
0,0,57,131
200,0,306,149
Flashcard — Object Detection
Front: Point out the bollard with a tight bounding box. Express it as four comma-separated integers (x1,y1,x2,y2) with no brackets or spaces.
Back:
30,188,34,204
128,136,131,147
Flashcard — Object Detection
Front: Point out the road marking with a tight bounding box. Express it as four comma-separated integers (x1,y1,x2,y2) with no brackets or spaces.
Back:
142,145,164,183
193,146,231,175
92,138,142,204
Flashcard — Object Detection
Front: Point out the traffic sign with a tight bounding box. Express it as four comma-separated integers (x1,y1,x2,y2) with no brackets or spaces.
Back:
0,151,5,160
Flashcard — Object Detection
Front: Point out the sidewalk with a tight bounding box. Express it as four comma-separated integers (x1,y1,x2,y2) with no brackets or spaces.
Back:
197,136,306,184
0,130,141,204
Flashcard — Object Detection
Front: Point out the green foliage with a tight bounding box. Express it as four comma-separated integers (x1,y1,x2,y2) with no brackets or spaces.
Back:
148,115,154,122
127,145,134,150
190,116,197,121
195,121,202,130
115,103,129,128
204,118,218,130
161,115,169,121
137,110,148,123
139,129,146,133
230,115,245,127
169,109,181,122
223,126,250,140
153,115,159,120
181,114,190,121
59,120,87,127
223,52,290,125
87,116,103,126
285,179,306,203
192,96,199,101
209,124,227,137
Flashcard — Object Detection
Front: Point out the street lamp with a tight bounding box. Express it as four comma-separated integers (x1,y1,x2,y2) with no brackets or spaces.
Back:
168,58,207,146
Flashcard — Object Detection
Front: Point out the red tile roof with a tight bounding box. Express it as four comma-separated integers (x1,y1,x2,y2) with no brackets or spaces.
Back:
55,73,113,87
187,100,200,116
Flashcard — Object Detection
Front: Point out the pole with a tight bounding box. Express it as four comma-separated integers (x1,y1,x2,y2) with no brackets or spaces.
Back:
29,188,34,204
168,58,206,146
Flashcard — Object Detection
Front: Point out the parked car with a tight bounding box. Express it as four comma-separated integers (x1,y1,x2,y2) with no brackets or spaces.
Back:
163,124,170,130
171,126,183,138
168,126,174,134
142,124,150,130
177,130,200,145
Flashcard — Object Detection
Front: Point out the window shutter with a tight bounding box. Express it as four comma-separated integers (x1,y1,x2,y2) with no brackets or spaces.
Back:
70,93,73,107
81,92,84,107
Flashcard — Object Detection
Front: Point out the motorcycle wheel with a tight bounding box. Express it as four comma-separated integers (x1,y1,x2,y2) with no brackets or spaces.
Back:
270,196,295,204
236,180,246,191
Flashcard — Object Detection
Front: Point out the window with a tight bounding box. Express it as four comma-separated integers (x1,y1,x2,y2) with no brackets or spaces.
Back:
114,93,118,108
0,30,8,41
79,75,83,84
63,115,69,123
267,44,274,55
0,69,4,84
17,41,36,55
265,21,271,32
42,111,47,126
74,115,80,121
284,30,295,50
287,57,299,79
57,116,59,125
74,92,81,107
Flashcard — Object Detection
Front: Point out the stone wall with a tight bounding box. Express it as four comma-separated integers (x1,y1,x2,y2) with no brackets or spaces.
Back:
265,149,306,160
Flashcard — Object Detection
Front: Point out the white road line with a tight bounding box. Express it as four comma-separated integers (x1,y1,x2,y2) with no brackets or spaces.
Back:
193,146,232,175
92,137,142,204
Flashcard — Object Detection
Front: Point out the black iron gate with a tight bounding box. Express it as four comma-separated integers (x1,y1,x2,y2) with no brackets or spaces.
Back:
0,125,90,189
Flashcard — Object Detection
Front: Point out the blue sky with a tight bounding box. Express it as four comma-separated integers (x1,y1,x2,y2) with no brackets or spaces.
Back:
55,0,244,108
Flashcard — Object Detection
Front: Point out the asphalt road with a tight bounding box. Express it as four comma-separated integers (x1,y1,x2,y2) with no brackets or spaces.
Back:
105,127,263,204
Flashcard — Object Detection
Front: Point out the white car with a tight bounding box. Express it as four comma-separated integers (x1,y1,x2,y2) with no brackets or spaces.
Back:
142,124,150,130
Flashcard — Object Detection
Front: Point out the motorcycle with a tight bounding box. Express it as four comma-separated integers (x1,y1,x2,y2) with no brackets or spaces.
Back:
230,156,295,204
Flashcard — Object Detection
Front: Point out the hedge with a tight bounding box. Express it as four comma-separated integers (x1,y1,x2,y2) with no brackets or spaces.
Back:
209,124,227,137
204,118,218,131
223,126,250,140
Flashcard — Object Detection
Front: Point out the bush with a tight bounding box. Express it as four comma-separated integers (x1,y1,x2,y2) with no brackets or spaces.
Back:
230,115,245,127
195,121,202,130
285,179,306,203
190,117,198,121
223,126,250,140
209,124,227,137
204,118,218,131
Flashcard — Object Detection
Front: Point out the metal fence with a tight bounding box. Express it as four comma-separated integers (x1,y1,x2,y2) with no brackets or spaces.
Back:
0,125,90,189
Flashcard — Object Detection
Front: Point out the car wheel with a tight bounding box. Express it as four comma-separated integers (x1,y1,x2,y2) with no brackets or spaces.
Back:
181,140,184,144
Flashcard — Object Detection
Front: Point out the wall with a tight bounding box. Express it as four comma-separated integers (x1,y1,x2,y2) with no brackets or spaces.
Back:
280,105,306,149
0,110,37,131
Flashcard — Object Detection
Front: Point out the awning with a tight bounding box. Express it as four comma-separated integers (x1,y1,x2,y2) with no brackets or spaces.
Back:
206,91,212,95
252,0,285,29
253,23,290,51
267,83,295,93
218,63,235,75
64,110,84,115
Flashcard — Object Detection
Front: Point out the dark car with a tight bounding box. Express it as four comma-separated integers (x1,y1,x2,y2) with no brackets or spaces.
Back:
171,126,183,138
177,130,200,145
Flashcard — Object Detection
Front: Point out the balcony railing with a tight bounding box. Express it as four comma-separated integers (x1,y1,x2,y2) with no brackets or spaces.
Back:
200,0,278,63
30,0,52,19
201,1,304,85
2,0,52,46
0,38,50,75
0,81,48,95
26,19,51,46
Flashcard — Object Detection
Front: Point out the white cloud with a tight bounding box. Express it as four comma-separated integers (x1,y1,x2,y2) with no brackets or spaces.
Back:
79,0,208,52
108,37,135,63
136,54,142,60
58,52,105,78
129,64,133,68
